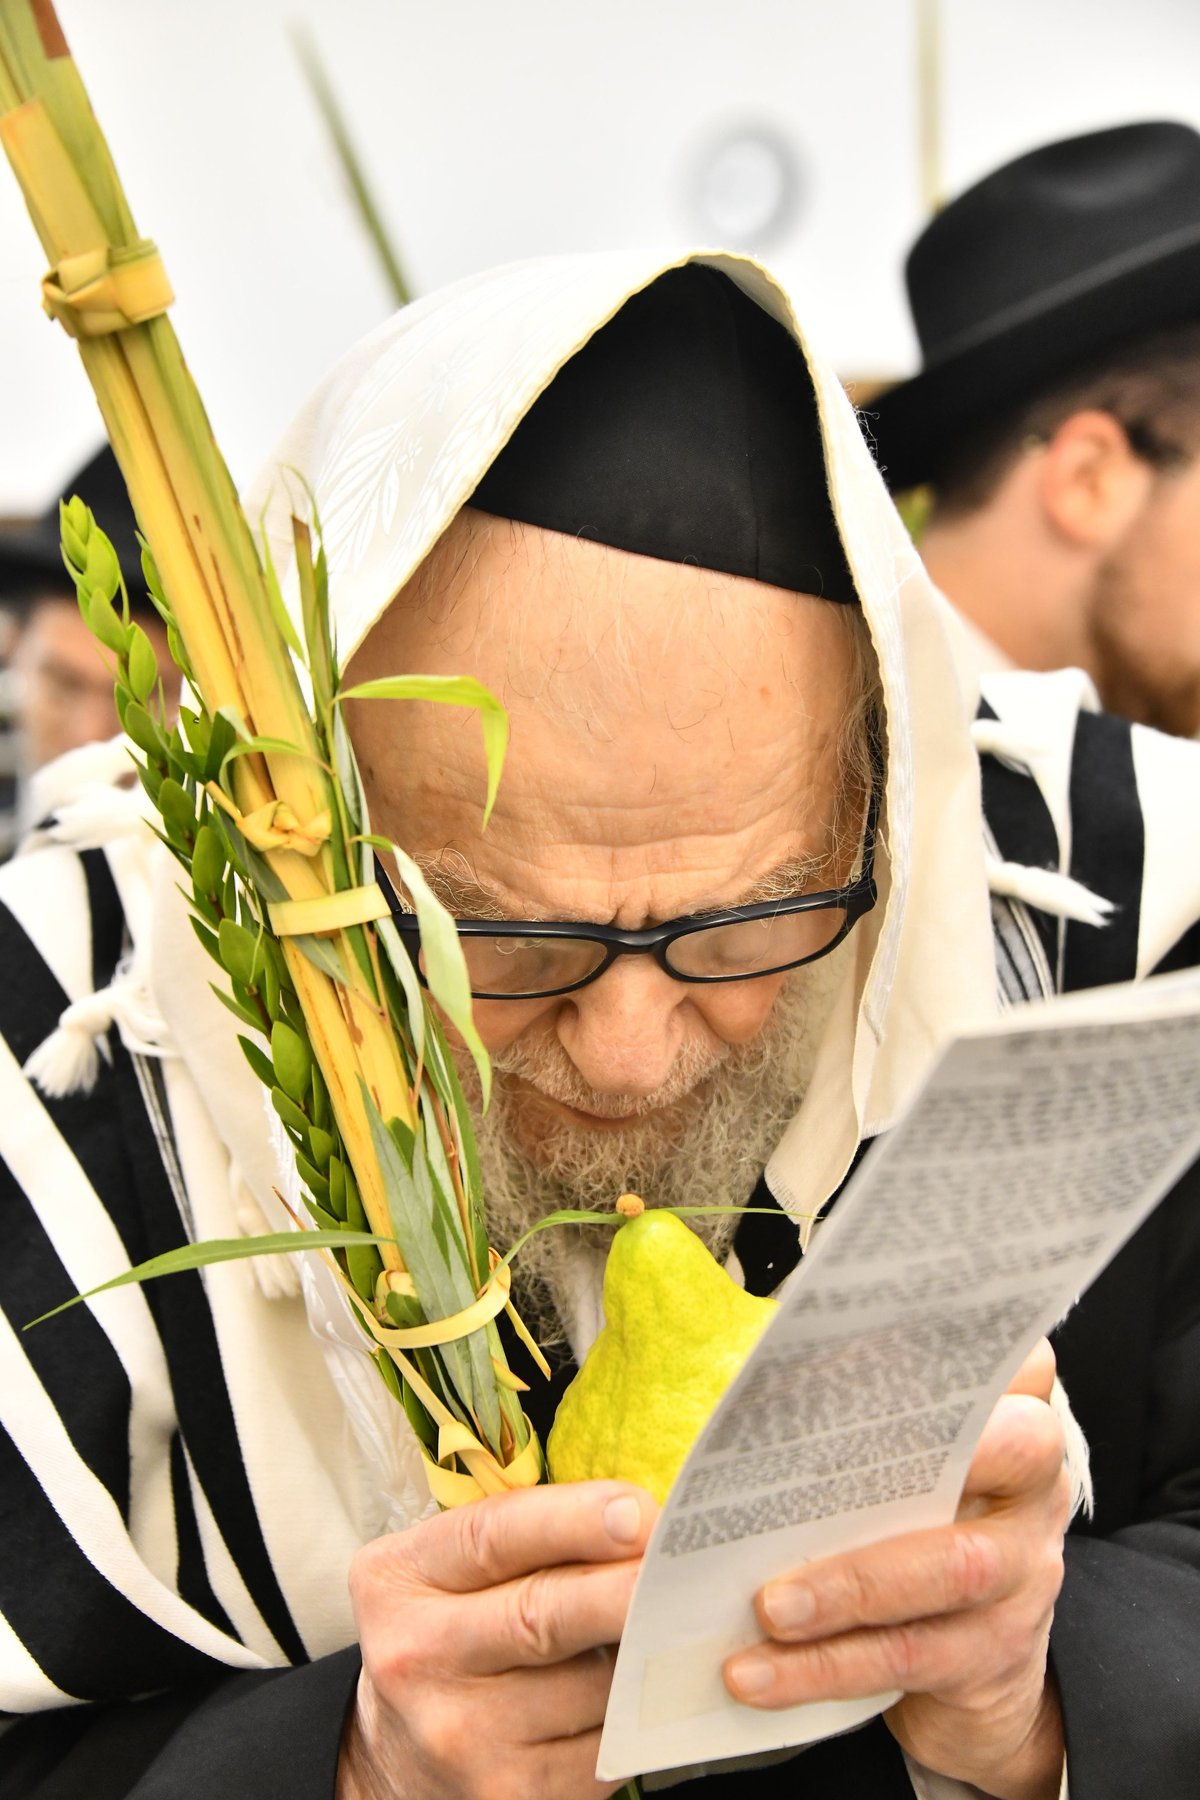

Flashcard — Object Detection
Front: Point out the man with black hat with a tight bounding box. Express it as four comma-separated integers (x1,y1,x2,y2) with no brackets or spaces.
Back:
0,445,180,837
0,250,1197,1800
870,121,1200,739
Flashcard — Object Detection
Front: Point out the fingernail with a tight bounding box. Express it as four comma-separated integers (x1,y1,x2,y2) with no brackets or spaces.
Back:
727,1652,775,1700
761,1580,816,1633
603,1494,643,1544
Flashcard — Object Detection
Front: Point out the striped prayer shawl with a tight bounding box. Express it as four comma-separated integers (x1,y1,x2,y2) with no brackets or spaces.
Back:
0,683,1196,1715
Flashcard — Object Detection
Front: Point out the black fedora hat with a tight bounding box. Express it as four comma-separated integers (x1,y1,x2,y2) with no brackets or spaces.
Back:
0,443,144,608
869,121,1200,492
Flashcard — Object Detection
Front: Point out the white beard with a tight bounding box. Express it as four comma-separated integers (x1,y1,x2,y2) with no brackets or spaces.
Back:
461,954,847,1344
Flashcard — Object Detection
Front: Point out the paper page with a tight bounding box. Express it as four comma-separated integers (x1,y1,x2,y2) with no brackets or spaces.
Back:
598,970,1200,1781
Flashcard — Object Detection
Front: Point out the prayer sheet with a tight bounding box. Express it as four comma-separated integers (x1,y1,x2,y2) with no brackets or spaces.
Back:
598,968,1200,1781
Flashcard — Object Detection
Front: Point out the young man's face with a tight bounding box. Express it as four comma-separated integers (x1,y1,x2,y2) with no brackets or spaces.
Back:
11,595,181,771
1091,452,1200,738
346,509,865,1244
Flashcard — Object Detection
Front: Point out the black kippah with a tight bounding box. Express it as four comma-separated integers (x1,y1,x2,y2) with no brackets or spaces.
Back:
469,264,857,603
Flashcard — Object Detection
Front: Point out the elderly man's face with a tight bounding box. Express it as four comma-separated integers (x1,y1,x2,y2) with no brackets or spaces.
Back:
347,509,861,1200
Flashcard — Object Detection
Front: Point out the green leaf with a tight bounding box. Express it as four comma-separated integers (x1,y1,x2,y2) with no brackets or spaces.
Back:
124,702,164,759
258,507,306,660
190,915,222,963
308,1126,334,1170
295,1154,330,1205
375,914,425,1067
290,931,346,983
158,778,195,844
237,1034,276,1089
218,735,329,782
346,1242,384,1304
139,540,171,619
190,888,219,928
25,1230,395,1326
271,1020,312,1107
363,1089,490,1444
293,512,334,709
191,824,226,899
327,1155,347,1220
303,1195,342,1233
60,498,88,574
310,1062,330,1130
127,624,158,703
205,708,243,785
86,587,129,655
210,983,265,1032
391,847,491,1106
337,674,508,826
219,918,264,989
83,527,122,602
376,1349,405,1404
166,625,192,679
385,1288,426,1330
271,1086,310,1136
401,1371,438,1451
137,759,164,806
180,705,211,765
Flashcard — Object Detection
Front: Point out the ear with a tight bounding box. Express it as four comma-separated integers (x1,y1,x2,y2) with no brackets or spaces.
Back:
1037,410,1156,549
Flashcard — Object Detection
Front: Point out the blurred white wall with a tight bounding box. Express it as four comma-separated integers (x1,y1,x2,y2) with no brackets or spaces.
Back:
2,0,1199,510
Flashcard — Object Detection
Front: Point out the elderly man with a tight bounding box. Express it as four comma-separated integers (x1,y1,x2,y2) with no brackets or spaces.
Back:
870,121,1200,738
0,254,1197,1800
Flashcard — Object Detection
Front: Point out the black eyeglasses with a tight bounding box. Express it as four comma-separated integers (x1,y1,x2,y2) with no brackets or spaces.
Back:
378,782,878,1001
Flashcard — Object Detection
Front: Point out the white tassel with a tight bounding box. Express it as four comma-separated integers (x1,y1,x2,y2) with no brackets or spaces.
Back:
24,950,176,1099
20,736,134,841
46,783,150,851
971,715,1054,766
985,853,1114,928
1050,1375,1094,1521
22,993,114,1097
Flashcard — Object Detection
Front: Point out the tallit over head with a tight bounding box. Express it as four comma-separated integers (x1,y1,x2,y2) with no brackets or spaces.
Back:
253,248,999,1223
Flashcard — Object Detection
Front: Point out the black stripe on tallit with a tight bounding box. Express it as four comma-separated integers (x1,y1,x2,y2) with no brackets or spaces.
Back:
114,1051,305,1664
170,1429,237,1641
976,697,1062,974
0,899,133,1520
1062,712,1144,992
0,1417,225,1702
104,978,309,1667
1153,919,1200,976
73,850,307,1665
2,849,304,1672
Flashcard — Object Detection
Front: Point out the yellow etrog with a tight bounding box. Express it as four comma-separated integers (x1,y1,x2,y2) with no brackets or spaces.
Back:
546,1210,777,1504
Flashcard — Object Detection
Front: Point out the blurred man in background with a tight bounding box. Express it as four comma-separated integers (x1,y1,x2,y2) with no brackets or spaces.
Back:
870,121,1200,738
0,445,179,847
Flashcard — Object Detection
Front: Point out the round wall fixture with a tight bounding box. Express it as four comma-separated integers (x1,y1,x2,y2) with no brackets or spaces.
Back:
687,123,804,248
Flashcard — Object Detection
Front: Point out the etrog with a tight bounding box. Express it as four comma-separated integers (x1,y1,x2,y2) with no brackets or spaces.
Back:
547,1210,777,1504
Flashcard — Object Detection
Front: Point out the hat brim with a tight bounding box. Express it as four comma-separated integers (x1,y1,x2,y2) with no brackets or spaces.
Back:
868,231,1200,491
0,520,74,604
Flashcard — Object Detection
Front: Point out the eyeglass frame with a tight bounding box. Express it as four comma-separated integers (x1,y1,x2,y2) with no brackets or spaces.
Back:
376,769,881,1002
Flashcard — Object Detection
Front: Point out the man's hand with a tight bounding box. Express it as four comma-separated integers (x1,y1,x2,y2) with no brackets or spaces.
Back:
339,1480,658,1800
723,1340,1071,1800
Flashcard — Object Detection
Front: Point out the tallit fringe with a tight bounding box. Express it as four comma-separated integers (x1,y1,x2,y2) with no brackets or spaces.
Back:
24,954,176,1099
1050,1374,1095,1520
23,738,175,1099
970,715,1056,766
973,714,1114,929
985,854,1114,929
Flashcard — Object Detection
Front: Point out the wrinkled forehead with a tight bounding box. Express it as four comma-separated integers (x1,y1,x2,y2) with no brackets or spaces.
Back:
393,508,833,706
348,509,864,794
